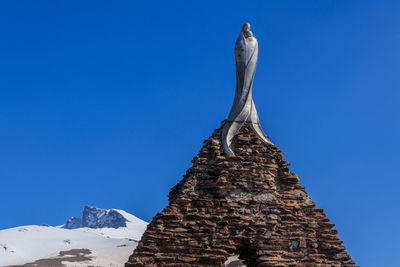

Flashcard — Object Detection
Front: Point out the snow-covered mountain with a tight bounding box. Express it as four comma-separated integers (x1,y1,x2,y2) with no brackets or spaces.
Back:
0,206,148,267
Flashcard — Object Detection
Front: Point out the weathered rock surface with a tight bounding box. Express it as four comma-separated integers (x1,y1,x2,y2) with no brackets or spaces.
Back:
64,206,128,229
64,217,82,229
125,122,356,267
82,206,128,229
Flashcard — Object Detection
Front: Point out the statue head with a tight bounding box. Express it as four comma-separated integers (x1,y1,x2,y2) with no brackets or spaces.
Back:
241,22,254,38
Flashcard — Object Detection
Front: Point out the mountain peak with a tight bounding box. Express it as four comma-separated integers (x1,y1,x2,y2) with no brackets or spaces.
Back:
64,206,130,229
64,216,82,229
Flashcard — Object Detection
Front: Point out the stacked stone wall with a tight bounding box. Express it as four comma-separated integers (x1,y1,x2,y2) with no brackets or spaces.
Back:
126,123,355,267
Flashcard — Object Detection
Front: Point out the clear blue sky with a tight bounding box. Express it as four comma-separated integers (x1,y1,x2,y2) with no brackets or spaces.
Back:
0,1,399,266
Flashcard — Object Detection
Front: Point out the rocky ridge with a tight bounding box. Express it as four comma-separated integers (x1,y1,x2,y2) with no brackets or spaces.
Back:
64,205,128,229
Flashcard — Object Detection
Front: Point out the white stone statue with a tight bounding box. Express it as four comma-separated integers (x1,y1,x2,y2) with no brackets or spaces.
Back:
222,23,273,155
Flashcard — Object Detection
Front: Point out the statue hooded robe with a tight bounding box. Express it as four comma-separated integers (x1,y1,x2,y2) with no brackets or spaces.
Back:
221,23,272,155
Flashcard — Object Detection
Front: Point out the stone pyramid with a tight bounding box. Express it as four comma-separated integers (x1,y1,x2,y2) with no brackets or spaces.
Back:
125,124,355,267
125,24,355,267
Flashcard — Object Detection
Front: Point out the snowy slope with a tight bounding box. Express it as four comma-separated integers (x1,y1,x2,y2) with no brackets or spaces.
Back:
0,206,244,267
0,207,148,267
